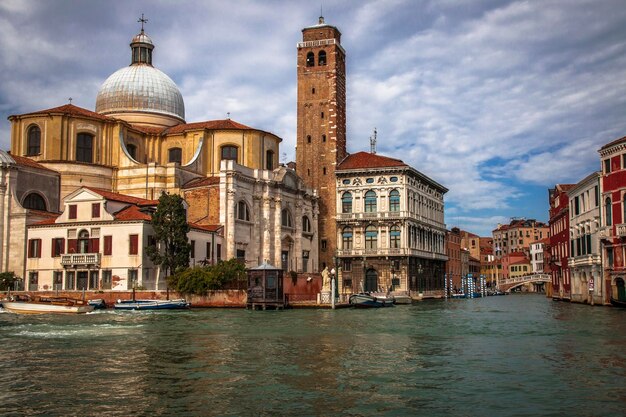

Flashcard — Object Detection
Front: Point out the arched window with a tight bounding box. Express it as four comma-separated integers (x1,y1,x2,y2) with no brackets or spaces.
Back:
322,134,326,142
78,229,90,254
390,225,401,248
342,192,352,213
342,227,353,249
302,216,312,233
76,133,93,163
221,145,238,161
126,143,137,160
237,201,250,221
389,190,400,212
266,150,274,170
365,225,378,249
27,125,41,156
168,147,182,164
318,50,327,66
606,197,612,226
281,209,293,228
307,135,311,144
22,193,46,211
306,52,315,67
365,191,377,213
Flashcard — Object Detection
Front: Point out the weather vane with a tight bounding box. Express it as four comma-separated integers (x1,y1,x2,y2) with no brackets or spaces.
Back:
138,13,148,32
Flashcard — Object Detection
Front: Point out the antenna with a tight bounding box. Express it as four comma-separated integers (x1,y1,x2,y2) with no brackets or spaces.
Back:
370,127,377,154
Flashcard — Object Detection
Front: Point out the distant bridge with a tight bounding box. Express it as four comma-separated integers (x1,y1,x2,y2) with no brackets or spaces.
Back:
499,274,550,292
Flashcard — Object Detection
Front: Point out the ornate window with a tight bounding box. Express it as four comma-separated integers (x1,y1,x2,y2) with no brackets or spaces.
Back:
318,50,327,66
221,145,238,161
365,225,378,249
342,227,353,249
76,133,93,163
22,193,46,211
27,125,41,156
237,201,250,221
389,190,400,212
342,192,352,213
78,229,90,254
306,52,315,67
390,225,401,248
302,216,312,233
606,197,612,226
281,209,293,228
168,147,182,164
365,191,377,212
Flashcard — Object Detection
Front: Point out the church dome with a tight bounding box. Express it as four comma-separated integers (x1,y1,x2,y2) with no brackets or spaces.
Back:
95,28,185,126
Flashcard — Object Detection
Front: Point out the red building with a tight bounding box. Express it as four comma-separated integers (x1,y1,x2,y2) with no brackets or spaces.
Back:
598,136,626,303
548,184,574,300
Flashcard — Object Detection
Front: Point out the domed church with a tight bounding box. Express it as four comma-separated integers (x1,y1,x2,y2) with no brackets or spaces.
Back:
4,24,319,283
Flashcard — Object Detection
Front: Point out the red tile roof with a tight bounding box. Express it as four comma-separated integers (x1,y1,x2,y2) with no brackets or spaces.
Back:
190,223,222,233
510,259,530,265
10,154,58,173
183,176,220,189
164,119,255,135
113,205,152,221
600,135,626,150
84,187,152,205
15,104,111,121
337,151,408,170
129,124,167,135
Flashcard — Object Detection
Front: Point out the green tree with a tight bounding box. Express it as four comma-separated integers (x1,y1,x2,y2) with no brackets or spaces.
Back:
146,192,191,278
167,259,247,295
0,271,19,291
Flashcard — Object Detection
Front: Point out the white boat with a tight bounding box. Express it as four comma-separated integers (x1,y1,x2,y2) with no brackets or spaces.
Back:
349,293,394,308
1,295,95,314
114,299,190,310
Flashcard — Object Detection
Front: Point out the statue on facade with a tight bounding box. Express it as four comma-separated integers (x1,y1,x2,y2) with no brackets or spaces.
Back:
321,266,331,292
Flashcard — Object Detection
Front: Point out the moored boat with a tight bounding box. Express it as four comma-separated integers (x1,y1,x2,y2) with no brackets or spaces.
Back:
390,292,412,304
1,295,95,314
114,299,190,310
610,297,626,308
349,293,394,308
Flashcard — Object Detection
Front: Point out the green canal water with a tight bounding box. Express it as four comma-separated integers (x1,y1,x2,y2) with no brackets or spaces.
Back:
0,294,624,417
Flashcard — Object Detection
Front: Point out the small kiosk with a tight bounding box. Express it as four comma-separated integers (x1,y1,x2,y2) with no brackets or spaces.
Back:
247,262,285,310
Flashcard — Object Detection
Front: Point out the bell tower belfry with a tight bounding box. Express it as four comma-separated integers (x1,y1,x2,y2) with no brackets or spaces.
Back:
296,16,347,270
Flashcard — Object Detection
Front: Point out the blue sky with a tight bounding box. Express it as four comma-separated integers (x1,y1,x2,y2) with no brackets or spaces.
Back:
1,0,625,236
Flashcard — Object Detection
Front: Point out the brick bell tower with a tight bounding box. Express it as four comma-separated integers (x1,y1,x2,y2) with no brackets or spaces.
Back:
296,16,347,270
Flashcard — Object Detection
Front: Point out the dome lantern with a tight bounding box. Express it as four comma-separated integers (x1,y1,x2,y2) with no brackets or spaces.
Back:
131,15,154,66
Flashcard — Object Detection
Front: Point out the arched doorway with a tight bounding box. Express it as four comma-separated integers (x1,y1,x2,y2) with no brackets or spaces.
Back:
616,278,625,301
365,268,378,292
78,230,90,253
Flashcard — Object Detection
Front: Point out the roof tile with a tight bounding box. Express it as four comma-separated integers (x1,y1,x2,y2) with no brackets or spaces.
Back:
337,151,408,170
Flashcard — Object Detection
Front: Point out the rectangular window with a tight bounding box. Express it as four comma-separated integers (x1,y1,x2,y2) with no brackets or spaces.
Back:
104,236,112,256
28,272,38,291
586,234,591,254
128,269,138,289
92,203,100,218
89,271,99,290
595,185,600,207
51,238,64,257
190,240,196,259
604,159,611,174
217,244,222,261
607,247,614,267
206,242,212,260
321,239,327,251
129,234,139,255
65,271,75,290
574,196,580,215
623,154,626,169
101,270,112,290
343,259,352,272
28,239,41,258
236,249,246,264
53,271,63,291
68,204,77,219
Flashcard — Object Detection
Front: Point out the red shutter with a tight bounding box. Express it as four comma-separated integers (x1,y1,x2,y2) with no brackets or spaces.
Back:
68,239,78,254
60,239,65,255
28,239,33,258
69,205,77,219
91,238,99,253
104,236,112,255
129,235,138,255
92,203,100,218
51,238,55,257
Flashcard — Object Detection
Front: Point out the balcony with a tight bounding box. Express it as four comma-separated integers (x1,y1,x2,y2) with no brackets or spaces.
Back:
616,223,626,237
61,253,101,267
336,247,447,261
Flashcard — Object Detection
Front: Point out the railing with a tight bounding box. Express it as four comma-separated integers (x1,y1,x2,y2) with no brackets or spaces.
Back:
616,223,626,237
60,253,101,266
568,254,601,268
297,39,345,54
599,226,613,239
336,247,447,260
500,274,550,286
336,211,445,228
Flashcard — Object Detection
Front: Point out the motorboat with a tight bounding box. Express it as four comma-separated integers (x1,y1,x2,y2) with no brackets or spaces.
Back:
114,298,190,310
348,293,394,308
1,295,95,314
87,299,107,309
610,297,626,308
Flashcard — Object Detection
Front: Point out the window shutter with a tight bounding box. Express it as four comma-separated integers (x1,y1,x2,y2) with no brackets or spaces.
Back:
28,239,33,258
68,239,78,254
69,205,77,219
92,203,100,218
51,238,55,257
104,236,112,256
91,238,99,253
129,235,138,255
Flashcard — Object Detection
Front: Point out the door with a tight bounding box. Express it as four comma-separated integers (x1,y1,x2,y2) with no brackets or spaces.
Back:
77,271,88,290
617,278,626,301
365,269,378,292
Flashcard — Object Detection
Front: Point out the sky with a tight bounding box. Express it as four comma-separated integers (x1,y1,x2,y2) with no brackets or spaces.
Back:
1,0,625,236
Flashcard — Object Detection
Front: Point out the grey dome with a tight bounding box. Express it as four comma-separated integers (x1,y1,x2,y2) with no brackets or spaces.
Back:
95,65,185,121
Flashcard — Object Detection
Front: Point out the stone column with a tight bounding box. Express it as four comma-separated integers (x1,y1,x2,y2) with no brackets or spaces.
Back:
274,197,282,267
262,193,272,264
226,189,237,260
